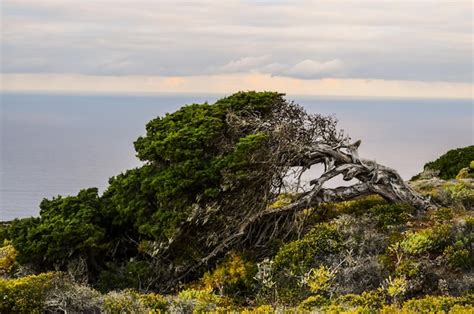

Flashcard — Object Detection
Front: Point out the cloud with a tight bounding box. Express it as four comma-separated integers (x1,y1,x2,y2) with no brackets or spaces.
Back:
214,55,272,73
212,56,344,79
286,59,344,79
1,0,472,83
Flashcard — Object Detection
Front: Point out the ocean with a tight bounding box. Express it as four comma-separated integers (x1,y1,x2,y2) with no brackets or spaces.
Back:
1,92,472,220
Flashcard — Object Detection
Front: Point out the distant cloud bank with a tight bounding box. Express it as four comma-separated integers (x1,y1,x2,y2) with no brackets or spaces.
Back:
3,73,472,99
1,0,472,97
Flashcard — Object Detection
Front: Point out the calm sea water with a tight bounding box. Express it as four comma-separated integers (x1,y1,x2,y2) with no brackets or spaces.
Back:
1,92,472,220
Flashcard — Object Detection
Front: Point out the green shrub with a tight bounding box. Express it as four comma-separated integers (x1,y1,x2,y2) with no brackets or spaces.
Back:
0,272,57,313
428,224,452,252
443,246,473,270
401,295,473,313
400,231,433,255
400,224,451,255
395,259,420,278
384,276,408,305
274,222,342,274
104,289,147,313
432,207,454,223
449,304,474,314
268,193,297,209
460,216,474,245
177,288,223,303
443,181,474,209
104,289,169,313
321,197,413,230
334,290,386,311
368,203,414,229
7,188,110,272
324,195,386,216
174,288,224,312
299,295,330,310
241,305,275,313
303,265,335,294
418,146,474,180
139,293,169,312
271,223,341,304
465,215,474,228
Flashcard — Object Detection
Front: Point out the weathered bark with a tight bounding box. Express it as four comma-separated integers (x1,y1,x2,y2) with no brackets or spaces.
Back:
296,141,435,211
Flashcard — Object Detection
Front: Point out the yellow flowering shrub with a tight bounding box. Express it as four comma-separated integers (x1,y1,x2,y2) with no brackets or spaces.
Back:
401,295,473,313
0,272,57,313
0,240,17,275
304,265,335,293
201,252,254,295
241,304,275,313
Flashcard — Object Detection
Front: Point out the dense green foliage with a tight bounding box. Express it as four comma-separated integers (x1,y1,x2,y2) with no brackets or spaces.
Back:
4,91,289,290
105,91,279,244
413,145,474,180
8,188,112,273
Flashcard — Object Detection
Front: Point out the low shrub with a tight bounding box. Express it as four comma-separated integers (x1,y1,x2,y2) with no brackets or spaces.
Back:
201,252,256,296
456,167,474,179
443,181,474,209
400,224,451,255
368,203,414,230
299,295,330,310
0,240,17,276
443,246,472,270
324,195,386,216
45,276,104,313
432,207,454,223
172,288,225,312
139,293,169,312
241,305,275,313
0,272,57,313
395,259,420,278
104,290,169,313
271,222,342,304
334,290,385,311
103,289,147,313
401,294,473,313
384,276,408,304
303,265,335,294
400,231,432,255
274,222,342,274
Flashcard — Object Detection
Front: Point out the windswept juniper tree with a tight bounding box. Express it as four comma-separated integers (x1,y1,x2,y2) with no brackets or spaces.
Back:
127,91,434,290
7,91,435,292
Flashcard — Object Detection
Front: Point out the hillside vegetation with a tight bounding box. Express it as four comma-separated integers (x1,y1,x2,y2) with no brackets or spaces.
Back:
412,146,474,180
0,92,472,313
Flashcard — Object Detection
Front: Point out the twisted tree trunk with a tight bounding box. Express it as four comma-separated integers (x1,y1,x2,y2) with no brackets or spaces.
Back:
294,141,435,211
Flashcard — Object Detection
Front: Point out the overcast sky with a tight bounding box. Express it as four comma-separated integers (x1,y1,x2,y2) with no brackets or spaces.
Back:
1,0,473,97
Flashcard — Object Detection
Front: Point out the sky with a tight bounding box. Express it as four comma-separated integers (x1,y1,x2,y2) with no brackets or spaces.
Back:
1,0,473,97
